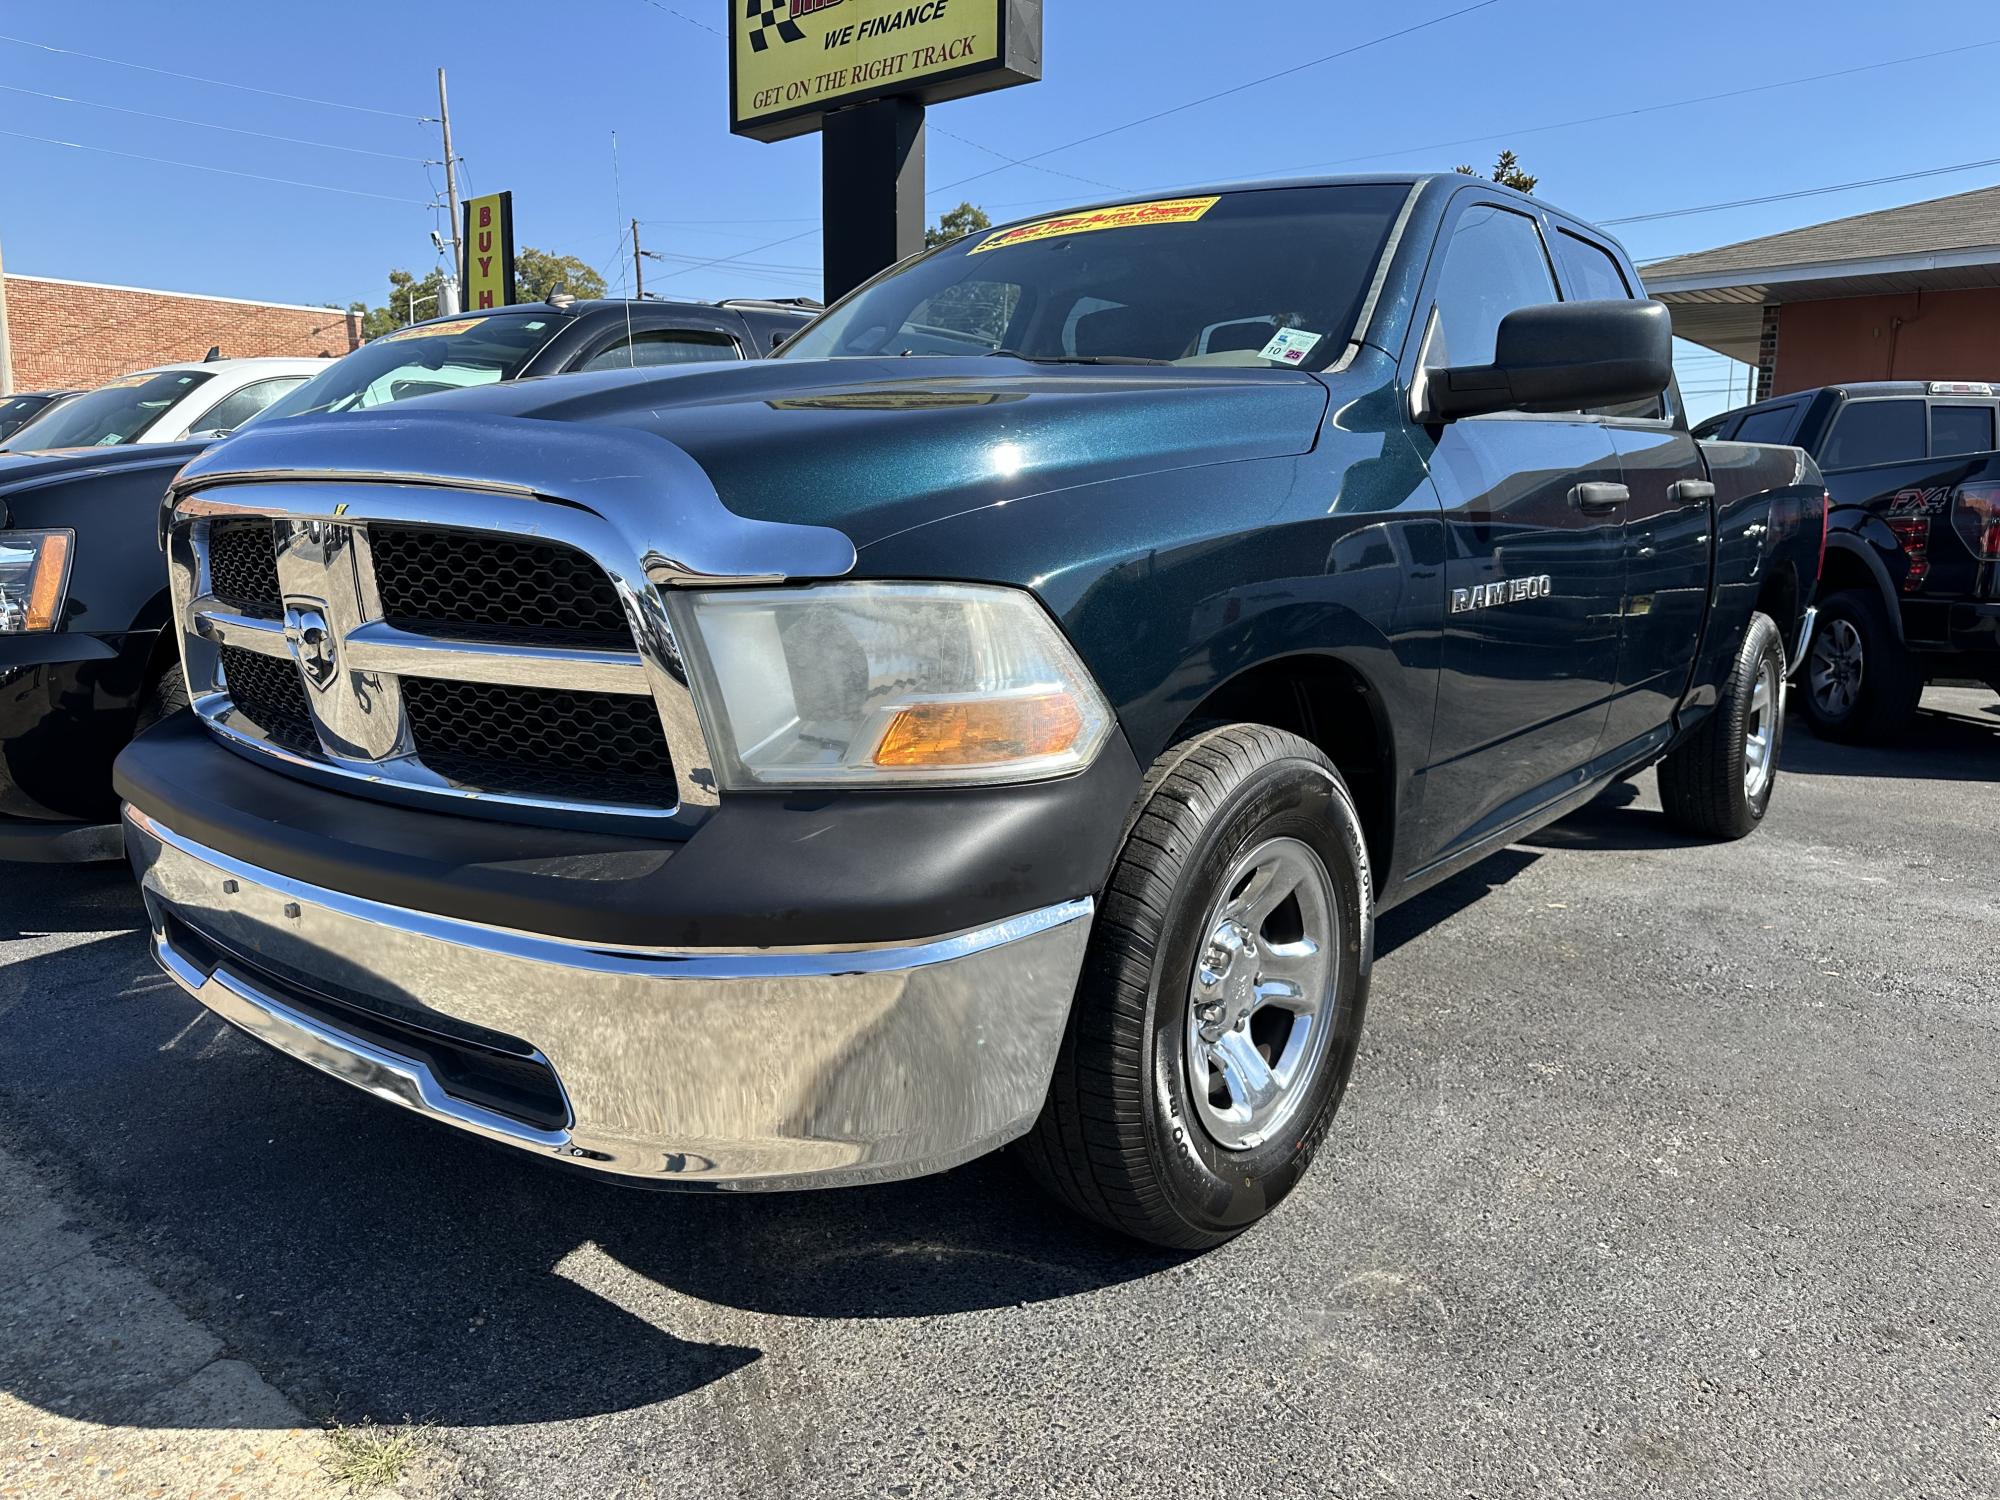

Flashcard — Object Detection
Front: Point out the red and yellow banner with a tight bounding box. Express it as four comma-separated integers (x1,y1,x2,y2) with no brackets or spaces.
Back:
968,197,1221,255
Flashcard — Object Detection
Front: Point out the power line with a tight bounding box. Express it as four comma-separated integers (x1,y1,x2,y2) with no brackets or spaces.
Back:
1605,156,2000,227
655,2,1507,285
635,0,722,36
920,0,1508,200
927,126,1119,193
0,32,423,121
0,81,429,162
1264,35,2000,178
0,128,430,205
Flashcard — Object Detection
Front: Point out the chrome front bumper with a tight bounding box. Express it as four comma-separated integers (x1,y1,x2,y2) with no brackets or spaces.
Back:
125,807,1093,1190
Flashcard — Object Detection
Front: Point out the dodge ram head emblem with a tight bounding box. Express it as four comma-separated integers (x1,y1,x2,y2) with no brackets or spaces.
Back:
1452,575,1554,614
283,603,338,690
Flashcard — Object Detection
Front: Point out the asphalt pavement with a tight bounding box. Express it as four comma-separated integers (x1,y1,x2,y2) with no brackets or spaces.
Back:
1,689,1995,1500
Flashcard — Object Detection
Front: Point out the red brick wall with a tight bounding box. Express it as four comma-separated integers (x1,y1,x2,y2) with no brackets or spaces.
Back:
3,276,362,392
1772,288,2000,396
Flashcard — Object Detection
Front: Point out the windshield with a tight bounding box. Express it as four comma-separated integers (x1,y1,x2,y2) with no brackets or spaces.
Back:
0,393,59,441
780,185,1410,371
244,312,564,426
0,370,212,451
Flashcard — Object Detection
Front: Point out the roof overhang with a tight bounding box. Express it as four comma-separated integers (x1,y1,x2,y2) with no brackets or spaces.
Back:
1645,246,2000,363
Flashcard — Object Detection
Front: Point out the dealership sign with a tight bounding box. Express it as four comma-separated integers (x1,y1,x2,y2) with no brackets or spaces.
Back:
731,0,1043,142
460,191,517,310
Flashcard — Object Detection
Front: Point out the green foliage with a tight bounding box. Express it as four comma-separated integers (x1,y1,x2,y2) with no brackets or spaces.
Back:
926,201,993,250
354,247,609,340
1453,150,1539,193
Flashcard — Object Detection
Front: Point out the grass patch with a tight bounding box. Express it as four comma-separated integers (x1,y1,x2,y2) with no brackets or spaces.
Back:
321,1417,435,1494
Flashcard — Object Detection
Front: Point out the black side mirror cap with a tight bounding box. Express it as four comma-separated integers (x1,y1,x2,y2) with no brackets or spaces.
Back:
1421,299,1674,423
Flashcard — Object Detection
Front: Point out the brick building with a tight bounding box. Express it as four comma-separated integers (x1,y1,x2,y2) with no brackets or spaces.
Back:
2,274,362,392
1643,185,2000,400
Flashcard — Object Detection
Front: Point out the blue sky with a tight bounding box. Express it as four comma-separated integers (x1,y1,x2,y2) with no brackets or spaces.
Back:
4,0,1998,418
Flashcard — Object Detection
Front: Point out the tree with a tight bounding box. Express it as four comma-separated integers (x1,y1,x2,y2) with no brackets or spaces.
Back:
1454,150,1538,193
512,248,607,305
353,247,609,340
926,202,992,250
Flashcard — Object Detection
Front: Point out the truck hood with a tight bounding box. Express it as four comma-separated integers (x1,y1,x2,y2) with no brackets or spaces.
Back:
316,357,1332,547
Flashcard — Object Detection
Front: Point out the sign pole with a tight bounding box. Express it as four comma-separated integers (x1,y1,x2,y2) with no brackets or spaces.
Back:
821,98,926,303
0,228,13,396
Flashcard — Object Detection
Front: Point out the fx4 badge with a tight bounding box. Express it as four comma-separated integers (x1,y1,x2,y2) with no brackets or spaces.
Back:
1452,575,1553,614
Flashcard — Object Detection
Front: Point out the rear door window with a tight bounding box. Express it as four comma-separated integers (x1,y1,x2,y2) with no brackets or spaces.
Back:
1734,404,1802,445
578,329,740,371
1930,403,1996,458
1818,399,1926,470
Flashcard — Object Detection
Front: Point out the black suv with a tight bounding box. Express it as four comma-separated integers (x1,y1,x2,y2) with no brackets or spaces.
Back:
1697,381,2000,740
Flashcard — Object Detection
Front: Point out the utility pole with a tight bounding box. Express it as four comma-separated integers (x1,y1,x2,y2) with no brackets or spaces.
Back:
632,219,643,301
437,68,463,296
0,228,13,396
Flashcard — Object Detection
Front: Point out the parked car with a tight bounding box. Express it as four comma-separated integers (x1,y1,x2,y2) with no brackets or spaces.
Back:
0,359,326,453
0,298,811,860
1694,380,1998,739
0,389,82,443
120,175,1821,1247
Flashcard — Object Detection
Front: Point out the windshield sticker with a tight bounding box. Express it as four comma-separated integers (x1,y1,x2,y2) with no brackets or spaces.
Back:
102,374,152,388
969,197,1222,255
377,317,486,343
1258,328,1324,366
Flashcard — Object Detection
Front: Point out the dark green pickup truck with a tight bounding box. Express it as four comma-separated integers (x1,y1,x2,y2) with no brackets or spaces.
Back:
117,175,1822,1247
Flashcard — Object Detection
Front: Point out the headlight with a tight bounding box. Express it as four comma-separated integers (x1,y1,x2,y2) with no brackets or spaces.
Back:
0,530,73,634
677,582,1112,788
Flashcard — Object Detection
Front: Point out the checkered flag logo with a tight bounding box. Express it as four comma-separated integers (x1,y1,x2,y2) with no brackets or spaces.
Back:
746,0,806,51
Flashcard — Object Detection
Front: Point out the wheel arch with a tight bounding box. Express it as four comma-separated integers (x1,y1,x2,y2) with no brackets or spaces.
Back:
1819,533,1904,643
1171,650,1398,895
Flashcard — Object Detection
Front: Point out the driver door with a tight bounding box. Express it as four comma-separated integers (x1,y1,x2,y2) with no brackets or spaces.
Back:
1408,198,1627,866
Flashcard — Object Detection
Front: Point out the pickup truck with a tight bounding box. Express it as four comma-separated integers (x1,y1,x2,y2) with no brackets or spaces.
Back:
0,296,812,860
1695,380,1999,740
118,175,1824,1248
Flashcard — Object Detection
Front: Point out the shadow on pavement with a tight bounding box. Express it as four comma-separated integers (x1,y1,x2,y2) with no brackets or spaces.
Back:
0,864,1181,1434
1784,691,2000,783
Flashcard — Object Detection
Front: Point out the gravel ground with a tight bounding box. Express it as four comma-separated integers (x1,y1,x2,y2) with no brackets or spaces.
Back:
0,689,1995,1500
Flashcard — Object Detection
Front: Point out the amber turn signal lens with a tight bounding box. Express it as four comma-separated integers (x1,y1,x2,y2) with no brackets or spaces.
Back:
26,533,69,632
873,694,1085,769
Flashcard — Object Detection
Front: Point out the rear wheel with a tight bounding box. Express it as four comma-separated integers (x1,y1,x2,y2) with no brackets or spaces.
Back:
1802,587,1921,743
1016,725,1372,1250
1659,611,1785,840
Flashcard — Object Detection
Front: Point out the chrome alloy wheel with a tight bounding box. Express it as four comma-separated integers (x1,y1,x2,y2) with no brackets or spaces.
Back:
1744,651,1781,800
1809,617,1864,719
1185,837,1338,1152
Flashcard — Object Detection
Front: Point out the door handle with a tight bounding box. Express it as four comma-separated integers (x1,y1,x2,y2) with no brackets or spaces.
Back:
1671,479,1717,502
1571,482,1629,514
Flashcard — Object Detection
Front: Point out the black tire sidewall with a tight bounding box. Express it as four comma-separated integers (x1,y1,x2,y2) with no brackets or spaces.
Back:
1805,589,1901,735
1140,753,1371,1237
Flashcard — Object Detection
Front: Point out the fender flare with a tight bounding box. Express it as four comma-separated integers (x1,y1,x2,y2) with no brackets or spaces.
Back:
1820,532,1904,644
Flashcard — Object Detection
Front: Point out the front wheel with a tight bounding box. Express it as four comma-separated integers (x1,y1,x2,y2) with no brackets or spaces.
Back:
1659,611,1786,840
1015,725,1372,1250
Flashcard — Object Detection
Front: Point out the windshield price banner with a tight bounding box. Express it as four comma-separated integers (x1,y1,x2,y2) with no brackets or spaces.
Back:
731,0,1042,143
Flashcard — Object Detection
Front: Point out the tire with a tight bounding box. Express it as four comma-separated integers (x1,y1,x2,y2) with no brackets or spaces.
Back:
1016,725,1372,1250
133,661,191,735
1659,611,1785,841
1801,587,1922,743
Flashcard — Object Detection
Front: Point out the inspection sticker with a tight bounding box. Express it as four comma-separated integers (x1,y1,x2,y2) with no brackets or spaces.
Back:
969,197,1222,255
1257,328,1324,366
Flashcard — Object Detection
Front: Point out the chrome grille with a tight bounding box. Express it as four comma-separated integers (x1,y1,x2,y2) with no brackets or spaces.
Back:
401,677,677,805
205,521,282,615
370,525,631,646
173,490,698,824
217,643,316,754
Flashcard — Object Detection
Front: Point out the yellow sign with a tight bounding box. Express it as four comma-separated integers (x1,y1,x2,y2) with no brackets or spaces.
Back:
969,198,1223,255
731,0,1042,143
460,191,516,310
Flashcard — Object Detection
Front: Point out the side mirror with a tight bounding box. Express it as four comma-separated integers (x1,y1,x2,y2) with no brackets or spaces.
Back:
1420,299,1673,423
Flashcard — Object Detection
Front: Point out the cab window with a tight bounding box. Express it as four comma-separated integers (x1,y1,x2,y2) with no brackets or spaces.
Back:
1734,404,1801,445
1930,403,1996,458
1423,204,1559,371
1819,400,1926,470
580,329,739,371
